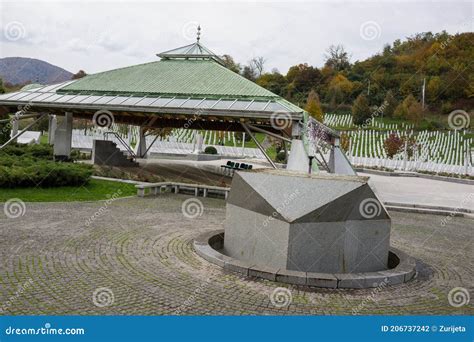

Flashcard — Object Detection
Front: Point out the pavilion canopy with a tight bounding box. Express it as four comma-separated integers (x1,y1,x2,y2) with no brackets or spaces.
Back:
0,40,309,132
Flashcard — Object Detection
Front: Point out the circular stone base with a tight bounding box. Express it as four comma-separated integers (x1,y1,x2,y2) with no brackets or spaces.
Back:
194,230,417,289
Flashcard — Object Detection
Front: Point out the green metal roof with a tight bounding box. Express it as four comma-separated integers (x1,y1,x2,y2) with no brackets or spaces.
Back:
57,59,279,99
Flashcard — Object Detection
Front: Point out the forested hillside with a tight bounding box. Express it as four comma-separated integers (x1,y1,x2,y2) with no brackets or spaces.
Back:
231,31,473,119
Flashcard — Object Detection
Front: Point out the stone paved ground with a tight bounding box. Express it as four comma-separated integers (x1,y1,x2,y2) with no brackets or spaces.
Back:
0,195,472,315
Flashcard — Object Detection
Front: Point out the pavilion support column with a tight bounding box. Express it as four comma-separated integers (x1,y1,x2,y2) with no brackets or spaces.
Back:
328,137,357,176
54,112,73,160
11,113,19,141
193,133,203,154
136,127,147,158
286,121,309,172
48,114,57,145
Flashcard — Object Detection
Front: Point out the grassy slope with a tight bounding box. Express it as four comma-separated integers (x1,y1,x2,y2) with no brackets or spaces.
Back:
0,179,136,202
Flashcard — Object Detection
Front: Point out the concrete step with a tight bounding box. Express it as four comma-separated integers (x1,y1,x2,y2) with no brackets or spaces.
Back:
93,139,138,167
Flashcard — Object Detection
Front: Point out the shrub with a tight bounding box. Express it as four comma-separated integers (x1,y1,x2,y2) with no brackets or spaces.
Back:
204,146,218,155
1,143,53,159
0,159,92,188
275,151,286,162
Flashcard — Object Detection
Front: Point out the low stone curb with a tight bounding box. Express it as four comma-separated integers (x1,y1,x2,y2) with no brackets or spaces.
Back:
194,230,417,289
91,175,149,185
385,205,473,218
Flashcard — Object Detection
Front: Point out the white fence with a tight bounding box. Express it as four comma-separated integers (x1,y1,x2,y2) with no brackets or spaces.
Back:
350,155,473,175
71,127,265,159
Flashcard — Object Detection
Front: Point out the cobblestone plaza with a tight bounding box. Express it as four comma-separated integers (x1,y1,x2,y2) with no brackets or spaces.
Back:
1,194,472,315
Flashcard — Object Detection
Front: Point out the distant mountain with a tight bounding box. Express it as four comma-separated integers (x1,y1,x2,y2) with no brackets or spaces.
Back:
0,57,73,86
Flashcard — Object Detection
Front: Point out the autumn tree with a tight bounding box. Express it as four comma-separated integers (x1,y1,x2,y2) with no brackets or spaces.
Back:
383,133,404,158
305,89,324,122
221,55,241,73
339,132,350,152
352,94,371,126
394,94,423,124
326,73,354,108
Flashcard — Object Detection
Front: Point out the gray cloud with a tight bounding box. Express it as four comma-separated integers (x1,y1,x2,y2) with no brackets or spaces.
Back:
1,0,472,74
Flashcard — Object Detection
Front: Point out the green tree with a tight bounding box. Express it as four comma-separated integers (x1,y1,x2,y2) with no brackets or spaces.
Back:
71,70,87,80
383,90,398,117
324,45,351,72
286,64,322,101
241,65,257,81
305,89,324,122
352,94,371,126
256,71,287,96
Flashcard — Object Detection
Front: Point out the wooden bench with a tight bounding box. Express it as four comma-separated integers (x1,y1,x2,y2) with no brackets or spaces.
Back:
136,182,230,199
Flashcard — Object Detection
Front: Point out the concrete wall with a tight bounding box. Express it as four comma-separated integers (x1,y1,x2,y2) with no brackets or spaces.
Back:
223,204,290,269
287,220,390,273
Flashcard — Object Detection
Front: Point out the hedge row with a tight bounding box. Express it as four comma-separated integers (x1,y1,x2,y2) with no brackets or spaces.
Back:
0,144,92,188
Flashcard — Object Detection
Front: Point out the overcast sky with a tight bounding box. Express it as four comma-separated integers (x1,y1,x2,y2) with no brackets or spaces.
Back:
0,0,472,75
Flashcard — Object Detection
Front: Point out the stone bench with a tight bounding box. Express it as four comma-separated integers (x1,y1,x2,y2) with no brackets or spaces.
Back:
136,182,230,199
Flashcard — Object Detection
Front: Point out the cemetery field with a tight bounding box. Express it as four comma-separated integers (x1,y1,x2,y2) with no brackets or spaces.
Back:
0,179,136,202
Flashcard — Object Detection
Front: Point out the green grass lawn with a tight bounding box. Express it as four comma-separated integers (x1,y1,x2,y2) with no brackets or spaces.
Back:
0,179,137,202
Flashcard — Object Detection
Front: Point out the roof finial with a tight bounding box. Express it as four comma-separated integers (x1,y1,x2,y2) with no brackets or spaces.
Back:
196,25,201,42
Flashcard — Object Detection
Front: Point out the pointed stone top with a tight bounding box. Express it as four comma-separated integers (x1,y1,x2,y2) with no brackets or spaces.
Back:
227,170,388,223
